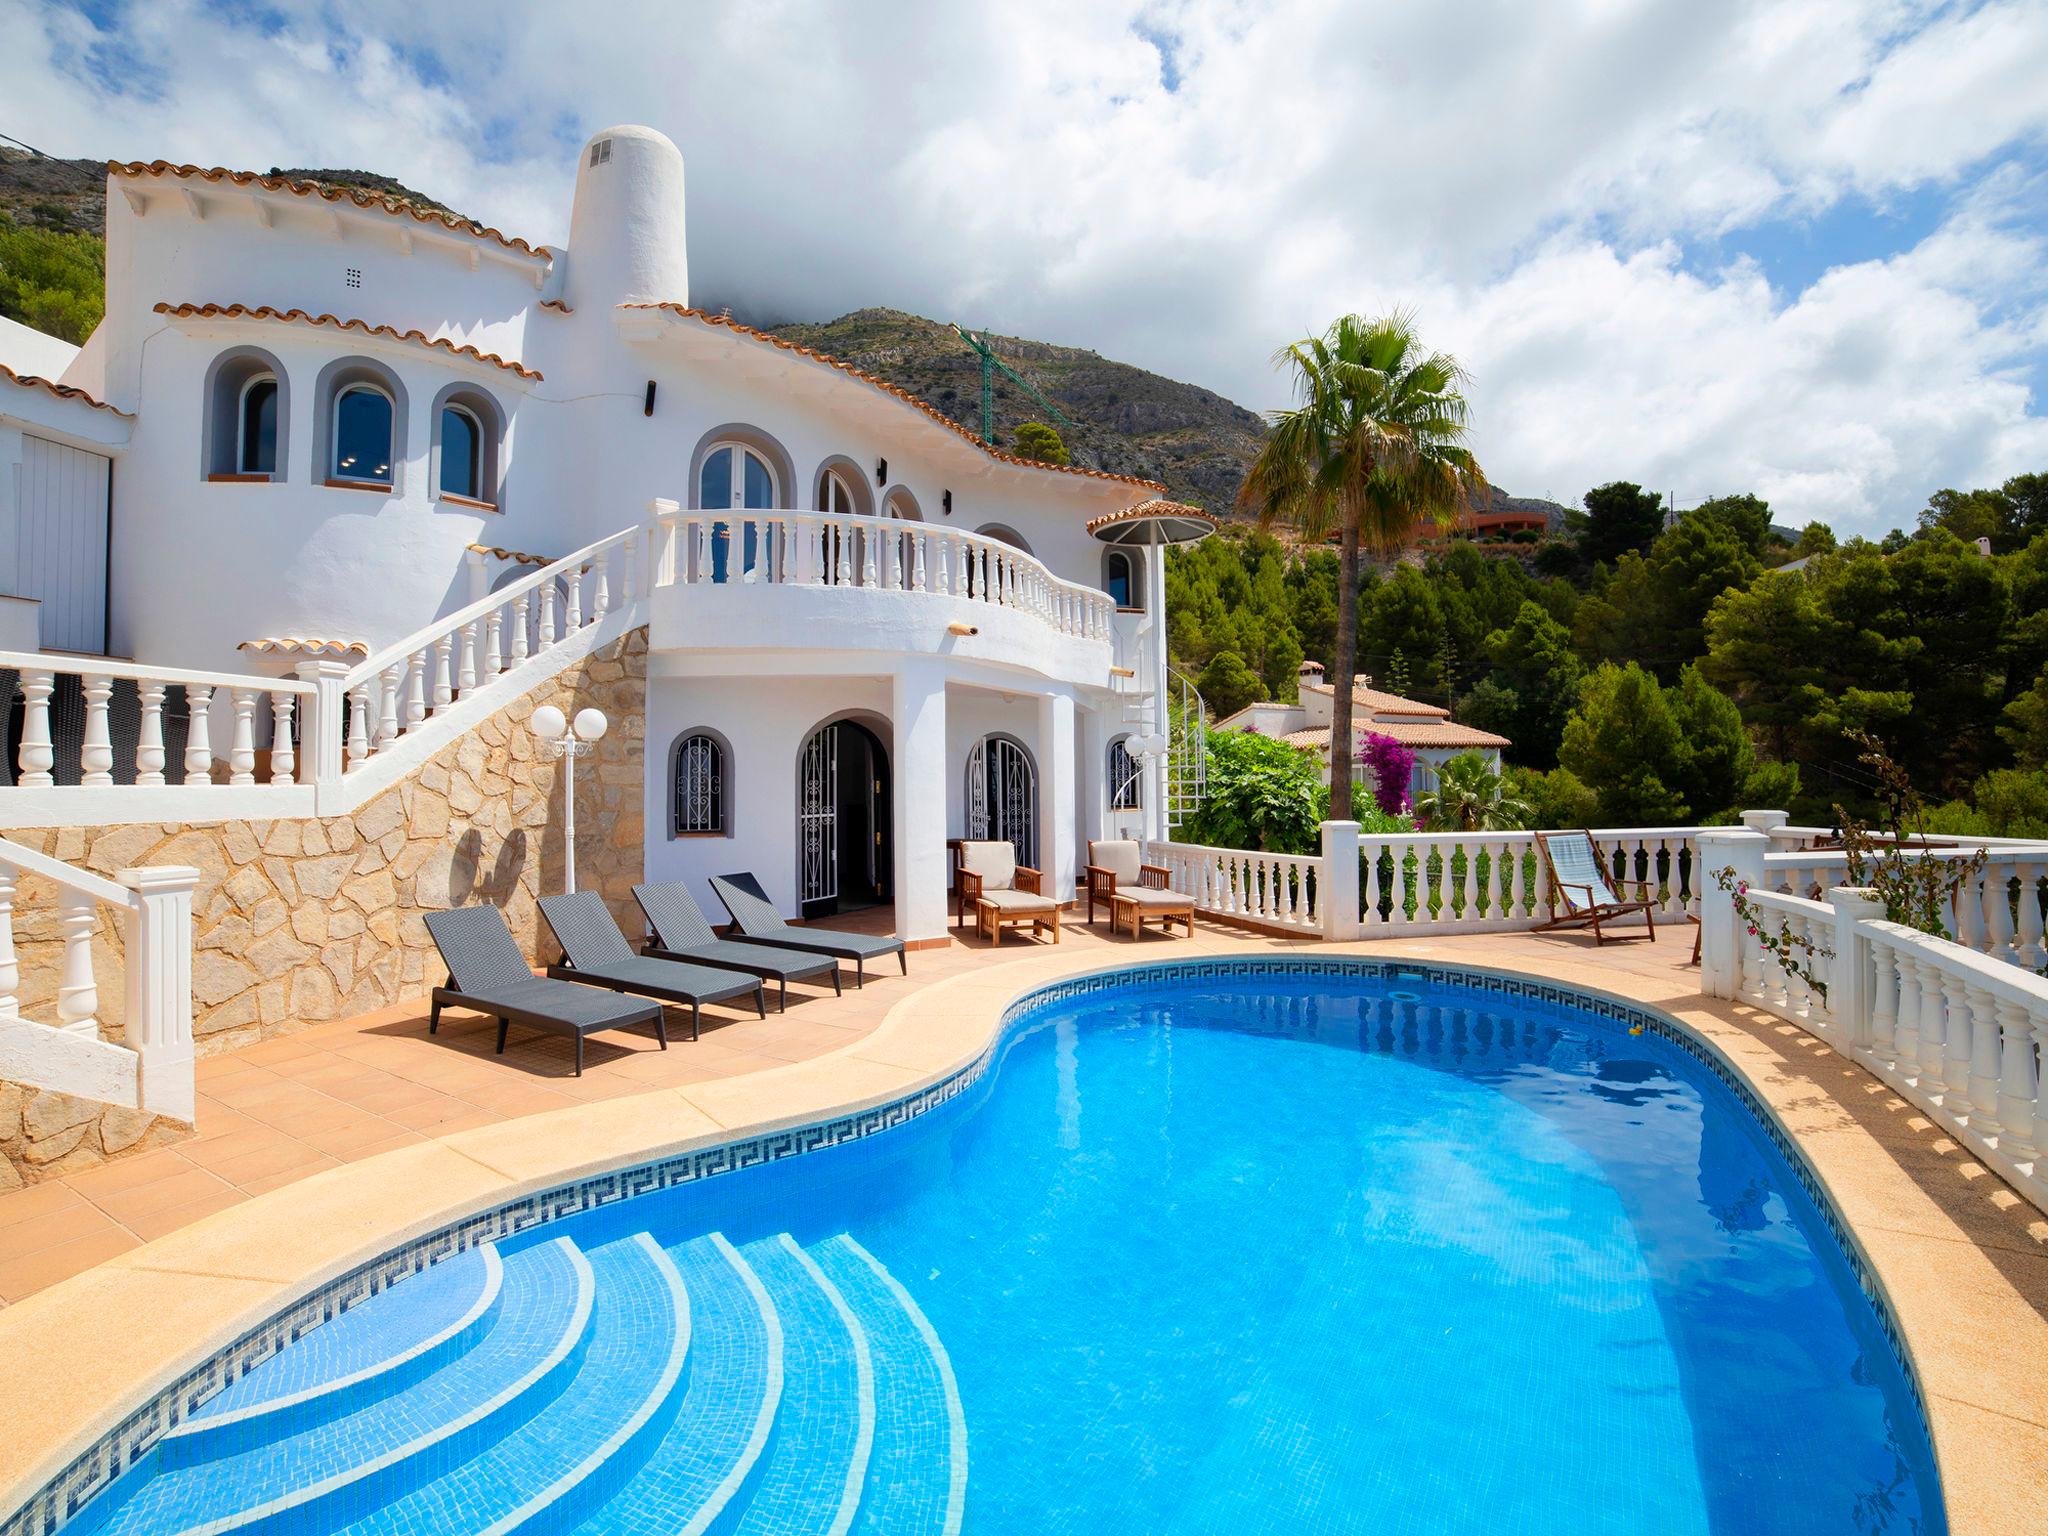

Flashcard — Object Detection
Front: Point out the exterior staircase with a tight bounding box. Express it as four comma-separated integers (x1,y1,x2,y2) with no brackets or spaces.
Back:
79,1230,967,1536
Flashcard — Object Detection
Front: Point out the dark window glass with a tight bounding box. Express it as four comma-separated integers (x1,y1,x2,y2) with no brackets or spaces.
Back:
333,386,393,483
699,447,733,508
239,378,278,474
440,406,481,499
674,735,725,834
1106,552,1133,607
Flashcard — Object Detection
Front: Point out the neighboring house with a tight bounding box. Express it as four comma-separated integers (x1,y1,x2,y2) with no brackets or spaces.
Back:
0,125,1208,945
1213,660,1508,801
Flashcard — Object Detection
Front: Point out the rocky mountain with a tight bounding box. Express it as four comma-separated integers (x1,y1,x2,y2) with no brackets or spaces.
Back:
751,308,1269,510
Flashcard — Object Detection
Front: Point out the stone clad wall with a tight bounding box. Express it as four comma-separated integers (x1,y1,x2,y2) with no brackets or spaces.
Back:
0,629,649,1184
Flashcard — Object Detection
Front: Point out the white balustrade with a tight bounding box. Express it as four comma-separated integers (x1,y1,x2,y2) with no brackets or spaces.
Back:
0,837,200,1122
1144,838,1323,934
1349,827,1702,936
0,654,313,794
1762,844,2048,968
661,509,1115,642
1706,856,2048,1212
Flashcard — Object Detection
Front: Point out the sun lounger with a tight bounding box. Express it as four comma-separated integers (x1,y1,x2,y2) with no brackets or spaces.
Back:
537,891,766,1040
708,872,908,986
632,880,842,1010
423,906,669,1076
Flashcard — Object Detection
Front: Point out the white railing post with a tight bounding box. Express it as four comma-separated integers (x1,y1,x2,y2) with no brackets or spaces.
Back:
135,680,167,786
18,669,54,786
0,868,15,1021
1321,820,1363,940
1828,887,1885,1056
117,864,199,1123
79,673,114,785
183,684,215,784
227,689,259,785
1698,827,1768,999
650,498,681,588
463,544,491,605
296,660,351,787
268,692,296,785
55,890,99,1038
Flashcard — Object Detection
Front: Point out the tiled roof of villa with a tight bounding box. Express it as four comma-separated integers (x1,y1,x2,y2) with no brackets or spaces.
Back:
152,304,542,380
1282,720,1511,751
110,162,552,260
1301,678,1452,718
616,303,1169,493
0,363,129,415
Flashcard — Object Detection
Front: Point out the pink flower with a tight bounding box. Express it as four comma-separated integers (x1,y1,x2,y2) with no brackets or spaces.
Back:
1746,925,1758,936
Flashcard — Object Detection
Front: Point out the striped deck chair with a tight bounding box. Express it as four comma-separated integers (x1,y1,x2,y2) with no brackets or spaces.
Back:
1533,830,1658,945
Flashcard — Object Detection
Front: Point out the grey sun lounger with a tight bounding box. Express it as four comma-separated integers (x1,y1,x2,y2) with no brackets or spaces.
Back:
538,891,766,1041
424,906,668,1077
632,881,841,1011
708,872,908,987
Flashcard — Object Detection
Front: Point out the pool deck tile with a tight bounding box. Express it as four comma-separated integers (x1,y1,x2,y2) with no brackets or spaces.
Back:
0,915,2043,1534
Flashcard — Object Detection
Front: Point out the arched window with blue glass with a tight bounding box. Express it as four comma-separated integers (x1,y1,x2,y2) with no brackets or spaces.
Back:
1104,549,1140,609
698,439,779,581
331,384,394,486
430,385,505,508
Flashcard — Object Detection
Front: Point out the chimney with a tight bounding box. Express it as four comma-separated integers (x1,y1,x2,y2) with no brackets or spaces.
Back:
1976,536,1993,558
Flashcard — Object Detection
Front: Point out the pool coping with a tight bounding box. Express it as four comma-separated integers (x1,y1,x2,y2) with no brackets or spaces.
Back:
0,933,2039,1534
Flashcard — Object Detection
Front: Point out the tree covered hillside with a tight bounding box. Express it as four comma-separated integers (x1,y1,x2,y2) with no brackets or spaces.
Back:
1170,475,2048,834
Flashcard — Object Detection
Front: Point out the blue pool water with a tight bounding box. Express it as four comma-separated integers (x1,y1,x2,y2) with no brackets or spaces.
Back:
70,967,1942,1534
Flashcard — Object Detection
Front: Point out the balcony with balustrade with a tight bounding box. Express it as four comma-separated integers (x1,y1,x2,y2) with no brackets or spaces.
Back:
642,504,1127,693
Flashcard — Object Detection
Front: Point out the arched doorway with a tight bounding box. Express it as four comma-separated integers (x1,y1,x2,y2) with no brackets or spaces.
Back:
965,733,1037,868
797,718,891,917
700,440,779,582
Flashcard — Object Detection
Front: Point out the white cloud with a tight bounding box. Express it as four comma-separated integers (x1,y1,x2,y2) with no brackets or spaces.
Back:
4,0,2046,531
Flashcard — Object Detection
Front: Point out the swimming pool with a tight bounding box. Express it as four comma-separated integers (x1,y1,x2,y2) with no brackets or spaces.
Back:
60,961,1942,1534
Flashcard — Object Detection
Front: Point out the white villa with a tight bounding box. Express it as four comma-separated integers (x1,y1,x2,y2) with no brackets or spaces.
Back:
0,124,1207,971
1214,660,1508,800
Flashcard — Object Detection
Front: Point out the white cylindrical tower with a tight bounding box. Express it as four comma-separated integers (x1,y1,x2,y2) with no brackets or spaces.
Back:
565,124,689,311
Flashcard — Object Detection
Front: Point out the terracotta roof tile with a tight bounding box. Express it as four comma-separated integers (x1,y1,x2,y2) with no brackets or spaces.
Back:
1085,498,1217,533
466,542,553,566
1301,678,1452,718
110,162,551,260
538,299,574,314
0,363,128,416
239,636,369,657
153,304,541,380
1280,720,1512,750
617,303,1167,492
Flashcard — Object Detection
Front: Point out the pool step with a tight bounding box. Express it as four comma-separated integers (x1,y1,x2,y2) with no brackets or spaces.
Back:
79,1229,966,1536
88,1237,594,1536
165,1246,506,1463
330,1232,690,1536
728,1235,875,1536
805,1235,968,1536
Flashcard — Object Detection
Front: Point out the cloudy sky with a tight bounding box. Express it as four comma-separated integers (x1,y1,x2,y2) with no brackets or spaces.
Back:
7,0,2048,534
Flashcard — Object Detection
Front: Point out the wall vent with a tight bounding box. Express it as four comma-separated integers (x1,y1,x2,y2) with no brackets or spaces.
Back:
345,267,362,289
589,139,613,167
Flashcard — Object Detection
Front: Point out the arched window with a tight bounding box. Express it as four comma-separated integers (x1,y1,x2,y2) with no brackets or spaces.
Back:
430,384,505,509
672,731,730,836
882,489,922,522
699,441,778,509
314,356,408,493
238,376,279,475
1108,736,1143,810
818,469,859,517
439,403,481,499
331,383,394,486
1104,549,1138,609
201,348,289,481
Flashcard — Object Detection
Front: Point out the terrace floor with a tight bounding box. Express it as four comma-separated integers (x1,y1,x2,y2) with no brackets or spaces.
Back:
0,911,2044,1530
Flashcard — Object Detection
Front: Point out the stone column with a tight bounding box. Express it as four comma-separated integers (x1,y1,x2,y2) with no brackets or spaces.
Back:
1698,828,1769,999
1037,690,1077,905
891,661,950,943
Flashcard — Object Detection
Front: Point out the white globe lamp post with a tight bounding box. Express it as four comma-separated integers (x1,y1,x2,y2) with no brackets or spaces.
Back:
532,704,607,892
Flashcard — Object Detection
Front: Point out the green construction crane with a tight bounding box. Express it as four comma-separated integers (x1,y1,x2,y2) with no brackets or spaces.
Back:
952,325,1074,445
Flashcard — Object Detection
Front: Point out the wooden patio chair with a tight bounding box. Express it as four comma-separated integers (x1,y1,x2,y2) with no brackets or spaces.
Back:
1533,829,1658,945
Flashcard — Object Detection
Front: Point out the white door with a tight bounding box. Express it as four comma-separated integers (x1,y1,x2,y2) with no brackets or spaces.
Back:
15,435,111,654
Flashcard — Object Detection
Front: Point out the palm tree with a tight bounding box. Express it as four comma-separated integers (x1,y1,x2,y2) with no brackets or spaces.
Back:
1238,312,1484,818
1415,751,1531,832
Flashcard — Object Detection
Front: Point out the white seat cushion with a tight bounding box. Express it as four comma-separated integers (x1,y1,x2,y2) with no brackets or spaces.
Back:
1089,840,1143,886
959,840,1017,892
976,888,1055,913
1114,886,1189,908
